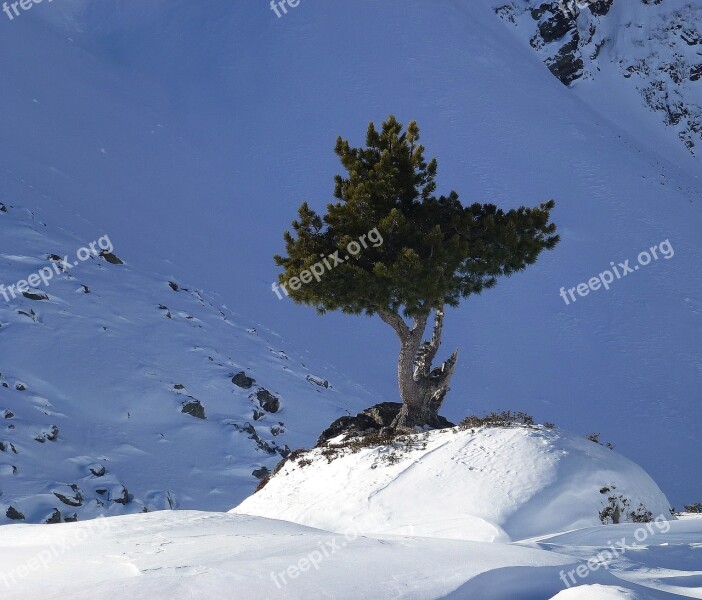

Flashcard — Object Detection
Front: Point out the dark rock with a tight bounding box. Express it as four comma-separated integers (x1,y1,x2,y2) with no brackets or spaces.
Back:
546,37,584,85
316,402,454,446
15,383,26,391
173,384,185,390
100,251,123,265
45,509,62,524
538,11,573,43
0,202,7,213
3,410,13,419
111,486,130,505
254,389,280,414
587,0,614,17
168,281,179,291
306,375,329,388
181,399,206,419
6,506,24,520
232,422,287,456
35,425,59,443
252,466,271,479
48,254,62,261
64,514,78,523
89,464,106,477
22,290,49,301
46,425,59,441
232,372,255,389
53,486,83,507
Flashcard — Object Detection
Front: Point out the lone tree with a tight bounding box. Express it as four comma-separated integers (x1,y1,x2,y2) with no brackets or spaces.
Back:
275,116,559,429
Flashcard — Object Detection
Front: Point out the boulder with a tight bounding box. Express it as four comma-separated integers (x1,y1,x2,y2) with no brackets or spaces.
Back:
232,372,255,389
254,389,280,414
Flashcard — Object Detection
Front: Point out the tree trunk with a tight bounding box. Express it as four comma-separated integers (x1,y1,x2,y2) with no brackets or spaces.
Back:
378,308,459,429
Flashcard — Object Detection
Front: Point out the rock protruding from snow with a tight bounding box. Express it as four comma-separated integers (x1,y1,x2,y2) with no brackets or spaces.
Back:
232,425,672,542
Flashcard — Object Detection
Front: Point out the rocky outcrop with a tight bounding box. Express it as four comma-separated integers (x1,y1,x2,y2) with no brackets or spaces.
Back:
253,389,280,414
6,506,25,520
181,399,206,419
495,0,702,154
316,402,454,446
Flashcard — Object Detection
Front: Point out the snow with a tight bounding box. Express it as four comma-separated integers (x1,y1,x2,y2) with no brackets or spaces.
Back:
549,585,649,600
0,0,700,596
0,0,699,509
0,203,374,523
232,426,672,543
0,510,574,599
0,429,699,599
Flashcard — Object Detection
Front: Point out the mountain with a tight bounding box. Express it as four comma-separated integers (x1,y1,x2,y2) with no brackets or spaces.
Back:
0,0,700,514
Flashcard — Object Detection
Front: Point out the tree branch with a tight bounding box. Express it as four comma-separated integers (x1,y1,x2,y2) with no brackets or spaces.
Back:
377,308,410,340
414,307,445,378
429,348,459,388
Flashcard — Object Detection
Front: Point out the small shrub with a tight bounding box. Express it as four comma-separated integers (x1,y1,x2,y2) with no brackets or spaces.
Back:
458,411,536,430
628,503,653,523
319,429,430,464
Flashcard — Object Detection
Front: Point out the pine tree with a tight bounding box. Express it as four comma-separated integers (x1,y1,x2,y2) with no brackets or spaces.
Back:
275,116,559,428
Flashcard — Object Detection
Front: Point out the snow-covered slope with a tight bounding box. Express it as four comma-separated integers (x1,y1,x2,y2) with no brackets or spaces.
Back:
0,0,700,510
233,425,673,543
0,202,372,523
1,511,700,600
0,510,575,599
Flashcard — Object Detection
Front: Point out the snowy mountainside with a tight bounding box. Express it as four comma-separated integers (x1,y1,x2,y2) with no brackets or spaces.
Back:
0,0,701,508
232,425,673,543
0,201,372,524
494,0,702,156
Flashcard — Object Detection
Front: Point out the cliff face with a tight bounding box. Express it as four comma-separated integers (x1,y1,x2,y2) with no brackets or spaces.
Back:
495,0,702,154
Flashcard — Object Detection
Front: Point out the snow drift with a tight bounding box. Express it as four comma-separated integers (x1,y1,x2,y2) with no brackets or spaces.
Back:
232,425,673,542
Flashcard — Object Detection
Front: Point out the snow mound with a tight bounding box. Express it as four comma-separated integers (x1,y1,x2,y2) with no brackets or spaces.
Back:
550,585,650,600
232,425,672,542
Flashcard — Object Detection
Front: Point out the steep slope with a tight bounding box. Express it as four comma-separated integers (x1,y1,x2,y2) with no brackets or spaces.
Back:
0,0,700,508
0,201,372,523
